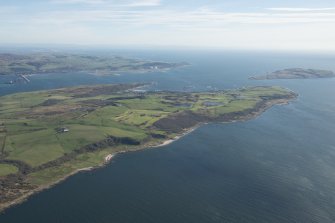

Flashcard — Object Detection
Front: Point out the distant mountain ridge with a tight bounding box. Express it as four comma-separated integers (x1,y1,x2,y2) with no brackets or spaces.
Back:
0,53,188,76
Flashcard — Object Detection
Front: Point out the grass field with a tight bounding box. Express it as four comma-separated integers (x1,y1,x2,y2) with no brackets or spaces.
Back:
0,164,18,176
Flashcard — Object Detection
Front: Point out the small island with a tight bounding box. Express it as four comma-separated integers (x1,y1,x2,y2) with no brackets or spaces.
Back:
0,84,297,212
0,53,188,77
250,68,335,80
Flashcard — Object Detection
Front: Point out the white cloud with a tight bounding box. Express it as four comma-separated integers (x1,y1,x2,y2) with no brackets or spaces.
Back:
1,3,335,51
25,8,335,26
126,0,161,7
267,7,335,12
51,0,106,4
51,0,160,7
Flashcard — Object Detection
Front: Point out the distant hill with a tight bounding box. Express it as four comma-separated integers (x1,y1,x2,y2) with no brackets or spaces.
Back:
250,68,335,80
0,53,188,75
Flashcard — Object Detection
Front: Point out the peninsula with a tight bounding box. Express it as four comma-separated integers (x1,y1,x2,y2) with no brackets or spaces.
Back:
0,53,188,76
0,84,297,212
250,68,335,80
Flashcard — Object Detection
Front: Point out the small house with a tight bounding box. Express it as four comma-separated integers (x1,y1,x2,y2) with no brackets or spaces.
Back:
56,127,69,133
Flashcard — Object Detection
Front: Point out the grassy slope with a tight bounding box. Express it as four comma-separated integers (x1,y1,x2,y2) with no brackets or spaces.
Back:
0,164,18,176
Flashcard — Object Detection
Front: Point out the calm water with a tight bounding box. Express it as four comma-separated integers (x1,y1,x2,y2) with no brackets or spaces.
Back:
1,50,335,222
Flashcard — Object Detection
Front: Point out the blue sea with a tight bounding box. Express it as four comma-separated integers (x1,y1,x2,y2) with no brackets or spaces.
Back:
1,50,335,222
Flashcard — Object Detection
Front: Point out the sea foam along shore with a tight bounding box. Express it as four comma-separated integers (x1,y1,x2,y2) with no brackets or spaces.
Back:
104,154,114,163
104,123,200,162
151,126,199,148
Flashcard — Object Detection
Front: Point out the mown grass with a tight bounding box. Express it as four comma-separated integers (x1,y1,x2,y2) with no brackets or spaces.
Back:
213,99,259,115
115,110,169,127
240,86,290,97
120,96,177,112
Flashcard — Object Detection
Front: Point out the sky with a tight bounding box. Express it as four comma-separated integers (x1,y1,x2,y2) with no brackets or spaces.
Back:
1,0,335,51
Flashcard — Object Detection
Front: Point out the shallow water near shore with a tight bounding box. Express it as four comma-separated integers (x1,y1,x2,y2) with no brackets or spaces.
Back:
1,50,335,222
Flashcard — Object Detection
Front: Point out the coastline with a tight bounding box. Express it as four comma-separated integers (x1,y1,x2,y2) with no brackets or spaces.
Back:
0,166,94,213
0,96,296,214
0,125,198,213
151,125,199,148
